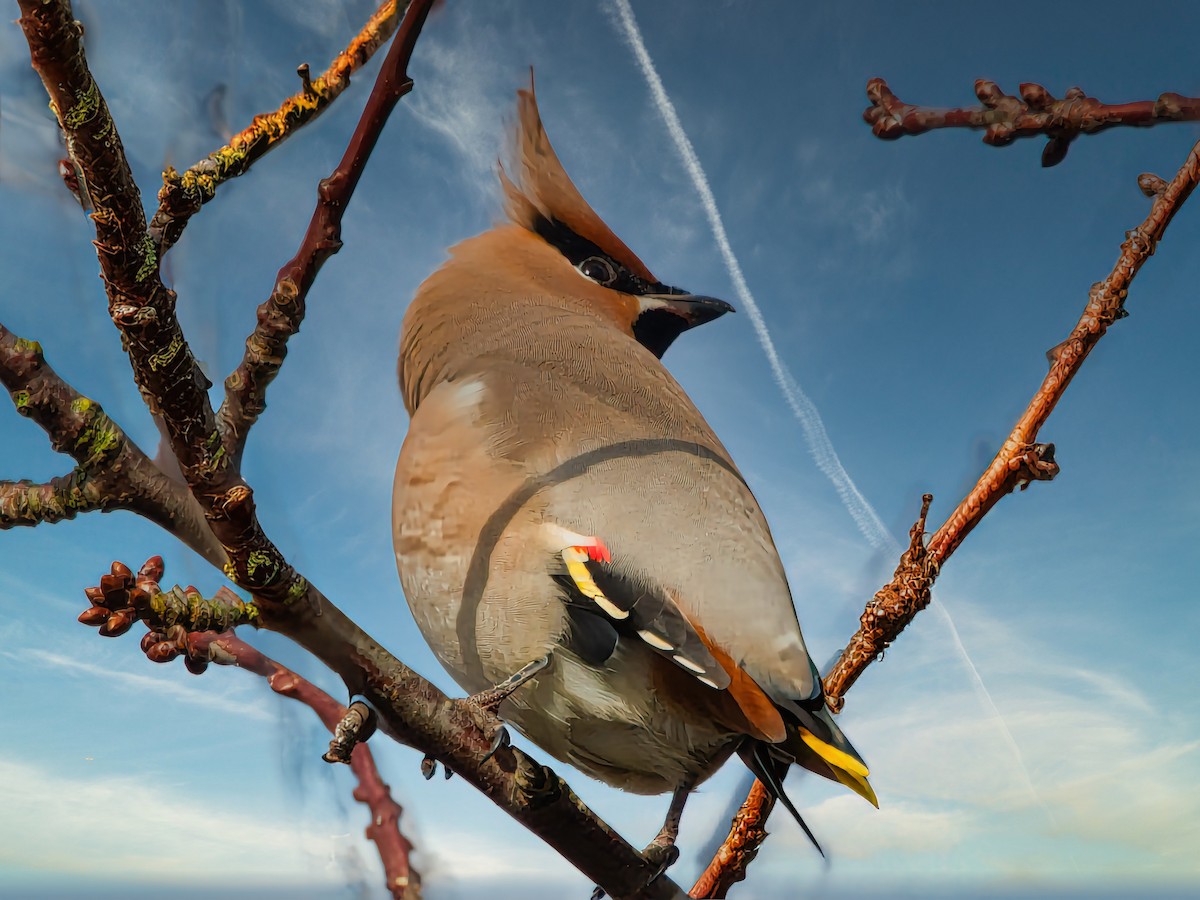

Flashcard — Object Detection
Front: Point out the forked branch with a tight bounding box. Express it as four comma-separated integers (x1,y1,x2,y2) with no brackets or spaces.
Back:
15,1,687,896
693,135,1200,898
81,560,420,898
0,325,225,563
150,0,407,252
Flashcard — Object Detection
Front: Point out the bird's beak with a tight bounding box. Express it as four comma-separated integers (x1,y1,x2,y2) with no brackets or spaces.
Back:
631,292,735,358
638,293,736,327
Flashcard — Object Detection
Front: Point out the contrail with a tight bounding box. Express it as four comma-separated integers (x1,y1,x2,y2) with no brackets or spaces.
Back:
605,0,891,552
607,0,1050,816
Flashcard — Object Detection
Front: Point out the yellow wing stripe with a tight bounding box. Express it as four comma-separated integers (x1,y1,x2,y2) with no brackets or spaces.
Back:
798,727,870,779
562,548,628,620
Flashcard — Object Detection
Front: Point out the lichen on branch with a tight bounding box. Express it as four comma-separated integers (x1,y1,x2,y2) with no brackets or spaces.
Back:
150,0,408,252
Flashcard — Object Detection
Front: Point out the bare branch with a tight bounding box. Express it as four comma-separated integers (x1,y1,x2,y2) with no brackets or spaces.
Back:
16,2,225,493
0,324,225,564
697,135,1200,895
0,473,113,526
688,781,773,899
864,77,1200,166
197,625,421,899
81,557,687,899
149,0,406,252
827,137,1200,694
216,0,431,461
18,3,688,894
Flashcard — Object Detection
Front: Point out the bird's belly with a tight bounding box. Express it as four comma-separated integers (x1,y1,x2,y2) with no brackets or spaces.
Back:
502,645,739,795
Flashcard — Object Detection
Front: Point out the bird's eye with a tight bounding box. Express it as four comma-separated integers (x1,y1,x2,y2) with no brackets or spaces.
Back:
579,256,617,286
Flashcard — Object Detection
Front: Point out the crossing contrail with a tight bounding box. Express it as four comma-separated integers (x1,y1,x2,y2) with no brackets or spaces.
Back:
606,0,1051,818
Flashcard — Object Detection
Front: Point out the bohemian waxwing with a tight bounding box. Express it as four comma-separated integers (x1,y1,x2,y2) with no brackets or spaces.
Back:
393,84,875,866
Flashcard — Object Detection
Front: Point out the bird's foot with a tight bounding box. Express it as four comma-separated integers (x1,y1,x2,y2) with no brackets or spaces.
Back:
640,835,681,884
467,654,552,716
420,755,453,780
586,839,678,895
321,700,376,764
480,724,511,765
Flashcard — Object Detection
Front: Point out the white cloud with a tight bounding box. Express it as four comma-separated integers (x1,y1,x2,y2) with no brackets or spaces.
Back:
404,17,513,198
0,757,351,883
805,794,976,860
830,596,1200,874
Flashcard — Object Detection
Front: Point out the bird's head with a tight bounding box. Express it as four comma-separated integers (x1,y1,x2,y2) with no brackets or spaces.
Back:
497,84,733,357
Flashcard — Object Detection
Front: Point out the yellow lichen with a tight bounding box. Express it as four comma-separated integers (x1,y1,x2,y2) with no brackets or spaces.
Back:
63,80,100,129
148,335,182,371
135,233,157,282
246,550,278,585
286,576,309,603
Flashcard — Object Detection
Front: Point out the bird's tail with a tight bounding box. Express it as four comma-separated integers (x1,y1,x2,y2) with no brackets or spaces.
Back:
778,699,877,808
738,700,877,854
737,739,825,856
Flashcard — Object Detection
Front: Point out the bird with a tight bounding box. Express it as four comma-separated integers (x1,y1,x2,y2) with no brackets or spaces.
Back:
392,83,875,869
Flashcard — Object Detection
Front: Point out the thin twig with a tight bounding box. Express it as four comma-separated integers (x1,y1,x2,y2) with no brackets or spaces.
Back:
694,137,1200,895
864,77,1200,166
0,474,112,526
688,781,773,898
149,0,406,252
214,0,425,461
198,627,421,899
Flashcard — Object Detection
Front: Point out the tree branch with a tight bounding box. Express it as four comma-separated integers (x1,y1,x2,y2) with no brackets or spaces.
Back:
0,473,113,526
693,135,1200,897
17,2,688,895
688,781,773,899
0,324,225,564
196,619,420,897
149,0,406,252
215,0,428,462
864,77,1200,166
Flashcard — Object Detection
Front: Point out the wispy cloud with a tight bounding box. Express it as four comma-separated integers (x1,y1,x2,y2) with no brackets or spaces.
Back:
604,0,1051,838
838,599,1200,874
404,15,514,199
606,0,891,552
7,648,271,721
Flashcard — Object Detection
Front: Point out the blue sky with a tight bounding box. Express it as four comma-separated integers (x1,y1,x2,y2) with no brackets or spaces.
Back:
2,1,1199,897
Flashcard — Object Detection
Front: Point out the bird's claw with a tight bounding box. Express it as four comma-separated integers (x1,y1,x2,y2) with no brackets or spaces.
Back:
420,755,451,780
322,700,376,765
640,840,680,885
480,725,511,765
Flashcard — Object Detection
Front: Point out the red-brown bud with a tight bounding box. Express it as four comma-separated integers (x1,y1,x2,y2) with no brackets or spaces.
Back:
140,631,167,653
78,606,109,627
146,642,179,663
99,611,134,638
99,573,127,597
139,556,165,582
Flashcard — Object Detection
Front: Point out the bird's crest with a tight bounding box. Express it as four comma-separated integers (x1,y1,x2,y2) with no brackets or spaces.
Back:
499,82,656,284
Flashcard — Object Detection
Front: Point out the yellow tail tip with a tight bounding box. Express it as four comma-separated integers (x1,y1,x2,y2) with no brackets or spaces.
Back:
834,766,880,808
